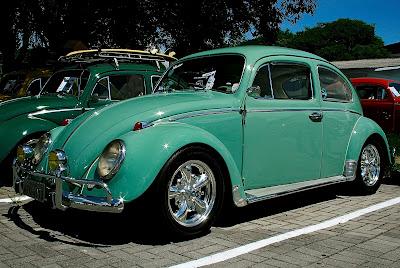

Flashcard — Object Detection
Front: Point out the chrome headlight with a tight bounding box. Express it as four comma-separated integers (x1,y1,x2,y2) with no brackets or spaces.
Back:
33,133,52,165
16,144,34,163
97,140,126,180
48,150,68,174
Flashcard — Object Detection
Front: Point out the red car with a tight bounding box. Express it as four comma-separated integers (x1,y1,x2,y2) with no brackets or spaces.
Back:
351,77,400,133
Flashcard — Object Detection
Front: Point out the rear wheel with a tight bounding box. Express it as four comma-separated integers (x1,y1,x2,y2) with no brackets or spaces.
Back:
153,147,225,237
353,142,383,194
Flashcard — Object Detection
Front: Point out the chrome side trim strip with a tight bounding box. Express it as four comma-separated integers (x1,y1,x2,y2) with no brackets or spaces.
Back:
166,108,241,122
245,175,353,204
246,108,361,116
28,108,91,117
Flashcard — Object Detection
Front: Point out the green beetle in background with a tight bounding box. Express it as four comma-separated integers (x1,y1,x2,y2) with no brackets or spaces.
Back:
0,49,175,183
14,46,393,237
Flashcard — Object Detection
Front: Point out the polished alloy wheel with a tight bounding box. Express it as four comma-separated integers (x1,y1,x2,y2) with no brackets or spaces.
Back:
167,160,216,227
360,144,381,187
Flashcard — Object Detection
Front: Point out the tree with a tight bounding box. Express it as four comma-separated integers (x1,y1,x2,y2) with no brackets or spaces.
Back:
0,0,316,71
287,19,389,60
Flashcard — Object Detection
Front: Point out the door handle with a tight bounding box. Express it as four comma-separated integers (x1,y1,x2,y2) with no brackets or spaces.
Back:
309,112,323,122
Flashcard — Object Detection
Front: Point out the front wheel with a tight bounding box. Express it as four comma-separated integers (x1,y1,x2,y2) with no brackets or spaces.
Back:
353,142,383,195
154,148,225,237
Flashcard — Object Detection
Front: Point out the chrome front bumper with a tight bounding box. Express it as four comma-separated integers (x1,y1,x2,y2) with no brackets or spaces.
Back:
12,162,124,213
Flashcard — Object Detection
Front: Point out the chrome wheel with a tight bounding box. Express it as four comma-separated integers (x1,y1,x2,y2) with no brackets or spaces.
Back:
167,160,216,227
360,144,381,187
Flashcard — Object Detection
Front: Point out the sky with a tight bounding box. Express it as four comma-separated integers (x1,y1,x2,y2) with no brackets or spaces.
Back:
280,0,399,45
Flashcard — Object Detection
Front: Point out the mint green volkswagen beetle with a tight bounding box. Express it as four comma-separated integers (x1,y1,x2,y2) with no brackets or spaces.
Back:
13,46,392,236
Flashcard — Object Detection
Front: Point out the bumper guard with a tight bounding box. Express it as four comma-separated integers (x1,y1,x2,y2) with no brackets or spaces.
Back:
13,162,124,213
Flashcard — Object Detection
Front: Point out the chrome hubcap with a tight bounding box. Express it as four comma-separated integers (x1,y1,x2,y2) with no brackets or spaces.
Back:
360,144,381,186
167,160,216,227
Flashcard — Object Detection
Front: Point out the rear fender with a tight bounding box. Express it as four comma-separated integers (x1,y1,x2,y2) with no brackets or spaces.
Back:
346,117,391,166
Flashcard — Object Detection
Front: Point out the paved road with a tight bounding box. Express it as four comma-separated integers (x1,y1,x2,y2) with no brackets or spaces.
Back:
0,178,399,268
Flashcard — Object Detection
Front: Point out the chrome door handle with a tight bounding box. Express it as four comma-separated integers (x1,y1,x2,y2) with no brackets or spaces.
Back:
309,112,323,122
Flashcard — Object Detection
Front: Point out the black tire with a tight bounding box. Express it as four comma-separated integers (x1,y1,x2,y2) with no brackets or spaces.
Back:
352,141,384,195
151,146,225,238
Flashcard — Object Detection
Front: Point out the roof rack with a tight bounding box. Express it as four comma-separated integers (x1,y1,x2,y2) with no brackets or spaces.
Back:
58,49,177,68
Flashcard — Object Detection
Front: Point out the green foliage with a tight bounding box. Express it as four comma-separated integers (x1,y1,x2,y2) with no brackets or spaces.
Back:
0,0,316,71
286,19,389,60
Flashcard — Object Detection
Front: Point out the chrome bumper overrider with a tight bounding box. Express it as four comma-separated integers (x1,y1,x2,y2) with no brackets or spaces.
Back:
12,162,124,213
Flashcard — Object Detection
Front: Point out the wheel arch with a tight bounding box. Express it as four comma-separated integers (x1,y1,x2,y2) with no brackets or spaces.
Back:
0,115,58,163
106,122,244,203
346,117,391,168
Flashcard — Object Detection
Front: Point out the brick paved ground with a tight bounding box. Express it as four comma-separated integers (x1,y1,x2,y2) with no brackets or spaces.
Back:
0,178,399,268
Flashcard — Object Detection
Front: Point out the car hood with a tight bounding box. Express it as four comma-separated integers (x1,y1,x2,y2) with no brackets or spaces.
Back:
50,91,239,178
0,95,79,122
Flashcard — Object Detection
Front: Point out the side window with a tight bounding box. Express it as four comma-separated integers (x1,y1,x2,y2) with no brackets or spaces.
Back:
318,68,352,102
151,75,161,89
92,77,110,99
250,65,272,98
356,85,387,100
270,63,312,100
109,74,145,100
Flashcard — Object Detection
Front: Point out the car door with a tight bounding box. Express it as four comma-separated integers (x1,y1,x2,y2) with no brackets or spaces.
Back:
318,66,361,178
243,57,322,190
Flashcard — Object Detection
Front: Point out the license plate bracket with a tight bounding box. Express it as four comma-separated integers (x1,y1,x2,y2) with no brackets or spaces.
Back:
23,179,46,202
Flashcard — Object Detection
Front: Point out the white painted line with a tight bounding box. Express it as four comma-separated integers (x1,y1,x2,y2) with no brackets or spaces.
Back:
0,195,32,203
170,196,400,268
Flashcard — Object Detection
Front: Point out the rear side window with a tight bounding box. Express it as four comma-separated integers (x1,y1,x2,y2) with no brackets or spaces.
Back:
318,68,352,102
355,85,388,100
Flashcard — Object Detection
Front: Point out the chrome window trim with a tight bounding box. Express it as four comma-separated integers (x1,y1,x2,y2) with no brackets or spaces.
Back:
317,65,354,103
91,76,111,100
151,75,161,90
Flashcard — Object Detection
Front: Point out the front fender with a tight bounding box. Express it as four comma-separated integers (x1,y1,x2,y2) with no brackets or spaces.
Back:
346,117,391,164
0,115,58,162
84,122,244,203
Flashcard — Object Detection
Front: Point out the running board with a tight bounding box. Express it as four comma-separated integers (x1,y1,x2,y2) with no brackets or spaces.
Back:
245,175,353,204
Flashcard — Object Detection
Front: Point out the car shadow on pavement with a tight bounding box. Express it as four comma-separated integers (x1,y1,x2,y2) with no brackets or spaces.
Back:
4,178,398,246
4,200,200,246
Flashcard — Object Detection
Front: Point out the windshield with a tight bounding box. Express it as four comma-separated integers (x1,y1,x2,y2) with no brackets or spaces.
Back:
154,55,245,94
41,69,89,96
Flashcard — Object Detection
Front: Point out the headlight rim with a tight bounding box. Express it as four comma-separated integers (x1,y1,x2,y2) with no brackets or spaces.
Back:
48,149,68,175
97,139,126,181
32,133,52,165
